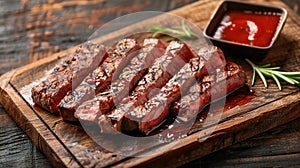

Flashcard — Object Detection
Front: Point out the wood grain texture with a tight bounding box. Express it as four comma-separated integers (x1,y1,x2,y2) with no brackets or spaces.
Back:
0,104,51,168
182,117,300,168
0,70,81,167
0,0,300,167
0,0,197,75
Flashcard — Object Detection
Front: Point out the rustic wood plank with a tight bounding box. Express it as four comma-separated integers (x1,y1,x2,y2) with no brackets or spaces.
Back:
0,104,51,168
182,117,300,167
0,71,80,167
0,0,300,167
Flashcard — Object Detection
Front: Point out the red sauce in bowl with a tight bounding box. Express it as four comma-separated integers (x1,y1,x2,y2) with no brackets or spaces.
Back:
213,11,281,47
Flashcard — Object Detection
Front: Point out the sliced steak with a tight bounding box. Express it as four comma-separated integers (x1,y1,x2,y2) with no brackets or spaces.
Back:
75,38,168,123
31,42,107,113
59,38,140,121
110,38,166,104
120,62,245,134
171,62,246,121
121,40,195,104
119,57,205,133
99,46,226,133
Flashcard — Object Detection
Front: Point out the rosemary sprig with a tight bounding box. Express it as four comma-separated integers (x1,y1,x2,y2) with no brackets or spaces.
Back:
148,20,197,40
245,58,300,90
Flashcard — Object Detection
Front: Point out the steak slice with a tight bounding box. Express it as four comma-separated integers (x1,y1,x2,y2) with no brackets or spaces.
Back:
121,40,195,105
119,57,205,133
59,38,140,121
120,62,245,134
31,42,107,113
99,46,226,133
75,38,168,123
171,62,246,121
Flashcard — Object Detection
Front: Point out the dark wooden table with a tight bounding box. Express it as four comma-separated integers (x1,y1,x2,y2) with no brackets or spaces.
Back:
0,0,299,167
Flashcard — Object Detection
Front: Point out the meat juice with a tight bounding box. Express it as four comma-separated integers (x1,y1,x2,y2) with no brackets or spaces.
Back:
154,85,255,143
213,11,281,47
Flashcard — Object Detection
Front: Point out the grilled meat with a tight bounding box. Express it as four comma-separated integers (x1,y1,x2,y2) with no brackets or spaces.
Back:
32,36,247,136
75,39,171,123
171,62,246,121
99,46,226,133
121,40,195,104
59,39,140,121
120,62,245,134
31,42,107,113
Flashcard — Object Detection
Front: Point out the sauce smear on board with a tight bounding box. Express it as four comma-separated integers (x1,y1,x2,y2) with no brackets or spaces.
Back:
213,11,281,47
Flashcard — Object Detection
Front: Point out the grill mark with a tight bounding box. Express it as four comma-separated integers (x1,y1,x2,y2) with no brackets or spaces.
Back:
58,39,140,121
75,39,166,123
100,46,225,134
31,42,107,113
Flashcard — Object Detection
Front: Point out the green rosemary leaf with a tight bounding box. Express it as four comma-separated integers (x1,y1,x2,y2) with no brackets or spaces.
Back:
148,20,197,40
255,67,268,88
289,78,300,84
262,67,281,70
273,71,295,85
258,64,271,68
271,73,282,90
181,20,191,37
185,25,197,38
148,26,165,32
245,58,255,67
291,76,300,81
277,71,300,76
152,31,160,38
246,58,300,90
260,69,273,78
251,67,256,86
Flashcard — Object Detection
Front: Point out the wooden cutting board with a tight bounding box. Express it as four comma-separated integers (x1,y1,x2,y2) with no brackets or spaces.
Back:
1,0,300,167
